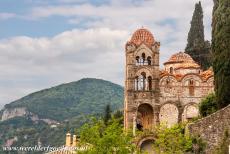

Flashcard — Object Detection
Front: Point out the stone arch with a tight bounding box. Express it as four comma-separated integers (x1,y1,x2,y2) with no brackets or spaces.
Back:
134,46,153,66
182,103,199,122
159,103,179,127
137,135,155,154
181,74,203,86
134,45,152,58
135,68,152,77
159,75,178,86
181,74,203,97
136,103,154,130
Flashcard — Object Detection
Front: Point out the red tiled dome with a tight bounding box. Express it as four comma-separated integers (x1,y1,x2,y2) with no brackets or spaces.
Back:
130,28,155,47
164,52,201,69
164,52,195,64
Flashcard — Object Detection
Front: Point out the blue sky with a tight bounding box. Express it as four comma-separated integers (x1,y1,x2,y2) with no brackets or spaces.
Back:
0,0,213,109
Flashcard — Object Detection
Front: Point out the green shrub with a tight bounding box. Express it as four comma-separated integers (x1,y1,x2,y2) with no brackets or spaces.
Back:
153,124,193,153
78,117,135,154
199,93,218,117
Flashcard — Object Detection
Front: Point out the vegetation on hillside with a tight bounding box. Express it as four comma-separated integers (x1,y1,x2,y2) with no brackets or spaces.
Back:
212,0,230,109
0,78,124,154
185,1,211,70
4,78,124,121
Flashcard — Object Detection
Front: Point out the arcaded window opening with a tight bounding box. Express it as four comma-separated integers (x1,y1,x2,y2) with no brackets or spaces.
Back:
134,73,153,91
135,53,152,66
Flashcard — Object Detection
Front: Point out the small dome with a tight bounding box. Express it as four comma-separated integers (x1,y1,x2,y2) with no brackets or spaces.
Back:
130,28,155,47
164,52,195,64
176,62,200,69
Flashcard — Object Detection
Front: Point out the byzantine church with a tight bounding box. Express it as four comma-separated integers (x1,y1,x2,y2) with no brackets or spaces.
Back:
124,28,214,130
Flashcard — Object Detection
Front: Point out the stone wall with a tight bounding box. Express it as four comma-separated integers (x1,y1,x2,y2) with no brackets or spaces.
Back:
188,104,230,153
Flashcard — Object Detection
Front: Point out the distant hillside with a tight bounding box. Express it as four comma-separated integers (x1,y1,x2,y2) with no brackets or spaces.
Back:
0,78,124,153
3,78,124,121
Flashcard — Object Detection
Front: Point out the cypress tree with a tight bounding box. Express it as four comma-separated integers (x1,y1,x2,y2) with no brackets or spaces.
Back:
185,1,211,70
212,0,230,109
104,104,112,125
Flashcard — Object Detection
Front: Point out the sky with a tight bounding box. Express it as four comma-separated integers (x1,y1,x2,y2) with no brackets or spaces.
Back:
0,0,213,109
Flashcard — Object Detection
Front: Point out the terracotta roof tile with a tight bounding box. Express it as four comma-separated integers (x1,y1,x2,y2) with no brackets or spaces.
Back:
164,52,195,64
130,28,155,47
201,67,214,80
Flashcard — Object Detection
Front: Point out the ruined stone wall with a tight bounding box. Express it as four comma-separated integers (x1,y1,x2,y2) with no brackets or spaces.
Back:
188,104,230,153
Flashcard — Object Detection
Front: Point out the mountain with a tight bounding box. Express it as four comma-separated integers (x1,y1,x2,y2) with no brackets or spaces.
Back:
0,78,124,153
2,78,124,121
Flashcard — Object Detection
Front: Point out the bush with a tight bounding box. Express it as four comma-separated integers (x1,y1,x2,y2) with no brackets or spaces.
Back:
78,117,135,154
199,93,218,117
153,124,193,153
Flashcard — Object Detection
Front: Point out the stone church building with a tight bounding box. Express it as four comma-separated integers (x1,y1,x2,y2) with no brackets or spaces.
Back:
124,28,214,130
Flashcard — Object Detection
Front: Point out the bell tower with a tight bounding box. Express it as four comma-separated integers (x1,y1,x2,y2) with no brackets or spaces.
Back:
124,28,160,131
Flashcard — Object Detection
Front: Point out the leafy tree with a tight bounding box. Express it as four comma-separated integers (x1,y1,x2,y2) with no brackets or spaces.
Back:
199,93,218,117
185,1,211,70
78,117,135,154
153,124,193,153
212,0,230,109
103,104,112,125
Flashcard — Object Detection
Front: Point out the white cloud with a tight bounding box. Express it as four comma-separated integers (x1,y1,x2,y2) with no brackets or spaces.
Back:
0,0,213,108
0,13,16,20
0,28,128,108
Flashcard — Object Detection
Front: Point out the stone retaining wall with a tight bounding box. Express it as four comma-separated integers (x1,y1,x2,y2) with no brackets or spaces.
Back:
188,104,230,153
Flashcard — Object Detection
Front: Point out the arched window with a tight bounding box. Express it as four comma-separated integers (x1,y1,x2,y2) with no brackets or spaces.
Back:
136,56,140,65
141,53,146,65
166,79,170,85
189,80,195,96
170,67,173,74
134,76,138,90
148,76,152,90
147,56,151,65
139,72,146,90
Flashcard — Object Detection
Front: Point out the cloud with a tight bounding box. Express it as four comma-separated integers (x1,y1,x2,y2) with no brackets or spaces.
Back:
0,0,213,108
0,28,128,108
0,13,16,20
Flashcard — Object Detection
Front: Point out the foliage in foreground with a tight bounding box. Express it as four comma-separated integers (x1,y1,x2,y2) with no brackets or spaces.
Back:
199,93,218,117
78,117,135,154
152,124,193,154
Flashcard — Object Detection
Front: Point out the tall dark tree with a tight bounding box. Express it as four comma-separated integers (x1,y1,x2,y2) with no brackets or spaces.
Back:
212,0,230,109
104,104,112,125
185,1,211,70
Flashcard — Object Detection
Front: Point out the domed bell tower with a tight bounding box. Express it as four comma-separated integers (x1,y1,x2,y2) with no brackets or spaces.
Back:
124,28,160,131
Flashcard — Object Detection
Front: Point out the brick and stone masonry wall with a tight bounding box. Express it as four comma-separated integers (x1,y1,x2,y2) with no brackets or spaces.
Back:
188,104,230,153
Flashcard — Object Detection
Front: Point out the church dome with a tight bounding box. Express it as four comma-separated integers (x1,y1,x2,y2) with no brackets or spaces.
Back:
164,52,200,69
164,52,195,64
130,28,155,47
